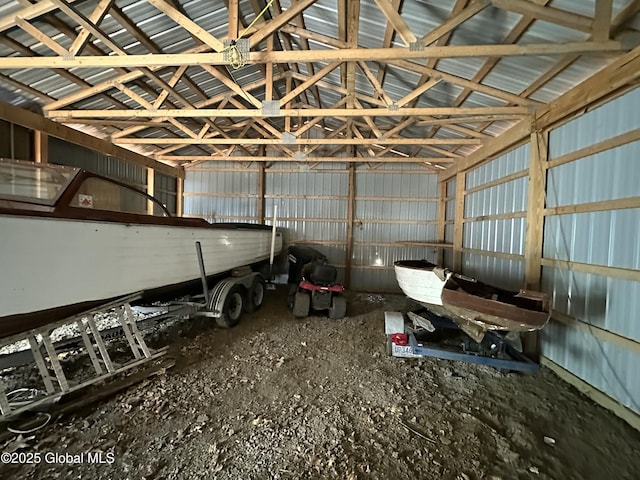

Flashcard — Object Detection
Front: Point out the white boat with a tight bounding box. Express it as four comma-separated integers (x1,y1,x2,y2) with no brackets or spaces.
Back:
394,260,550,341
0,158,282,339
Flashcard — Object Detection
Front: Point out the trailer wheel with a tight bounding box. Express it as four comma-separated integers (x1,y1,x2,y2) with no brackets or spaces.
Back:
244,276,265,313
328,296,347,319
293,291,310,318
216,286,244,328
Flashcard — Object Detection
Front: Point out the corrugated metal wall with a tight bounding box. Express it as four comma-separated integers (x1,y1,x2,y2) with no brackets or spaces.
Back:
184,162,439,291
154,171,178,215
461,143,529,289
49,137,147,190
353,164,438,291
541,86,640,416
0,119,32,160
268,162,349,284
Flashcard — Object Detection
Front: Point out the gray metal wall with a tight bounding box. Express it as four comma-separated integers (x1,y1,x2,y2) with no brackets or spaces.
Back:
461,143,529,289
49,137,147,190
0,119,32,160
541,86,640,415
353,164,439,291
154,171,178,215
184,162,439,291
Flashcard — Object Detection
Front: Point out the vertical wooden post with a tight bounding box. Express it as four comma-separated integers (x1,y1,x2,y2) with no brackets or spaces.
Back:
146,167,155,215
228,0,239,39
33,130,48,164
265,35,273,102
258,162,265,224
593,0,613,42
284,75,292,133
436,180,447,266
453,171,465,272
524,130,548,291
176,177,184,217
345,163,356,289
523,128,548,359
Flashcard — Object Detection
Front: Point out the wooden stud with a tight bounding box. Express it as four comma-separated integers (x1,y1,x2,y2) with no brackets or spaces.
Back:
33,130,48,164
453,171,465,271
437,181,447,265
146,167,155,215
176,177,184,217
345,163,356,288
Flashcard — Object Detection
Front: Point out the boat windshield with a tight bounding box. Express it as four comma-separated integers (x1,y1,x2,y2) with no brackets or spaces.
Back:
0,159,78,205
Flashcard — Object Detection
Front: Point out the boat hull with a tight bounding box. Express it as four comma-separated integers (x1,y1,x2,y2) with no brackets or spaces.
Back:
394,260,550,340
0,214,282,338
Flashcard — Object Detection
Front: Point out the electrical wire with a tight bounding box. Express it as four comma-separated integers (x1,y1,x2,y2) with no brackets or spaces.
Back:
225,0,275,70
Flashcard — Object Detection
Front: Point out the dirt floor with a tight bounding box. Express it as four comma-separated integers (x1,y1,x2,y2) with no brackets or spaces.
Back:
1,286,640,480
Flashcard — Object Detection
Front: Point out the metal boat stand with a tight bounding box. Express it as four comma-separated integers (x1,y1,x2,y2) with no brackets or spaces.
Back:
384,308,539,373
0,293,167,421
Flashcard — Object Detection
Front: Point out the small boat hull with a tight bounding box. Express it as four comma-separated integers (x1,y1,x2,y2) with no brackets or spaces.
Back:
394,260,550,341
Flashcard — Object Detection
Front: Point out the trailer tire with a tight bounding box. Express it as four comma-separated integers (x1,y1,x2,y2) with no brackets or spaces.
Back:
328,296,347,319
293,291,310,318
216,285,244,328
244,276,265,313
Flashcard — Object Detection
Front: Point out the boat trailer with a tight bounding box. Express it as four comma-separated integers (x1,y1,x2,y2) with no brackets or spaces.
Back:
384,308,539,373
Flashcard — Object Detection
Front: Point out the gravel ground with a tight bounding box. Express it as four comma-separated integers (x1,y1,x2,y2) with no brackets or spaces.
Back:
1,286,639,480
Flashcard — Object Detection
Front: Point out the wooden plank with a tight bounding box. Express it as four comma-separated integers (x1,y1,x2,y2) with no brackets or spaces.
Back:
462,211,527,223
437,181,447,264
52,106,530,119
115,136,483,145
490,0,593,32
373,0,417,46
279,61,341,105
146,167,155,215
420,0,490,45
146,0,225,51
524,130,547,291
33,131,48,164
1,41,622,69
0,99,181,178
68,0,114,55
14,17,69,56
177,156,448,163
345,164,355,288
522,130,547,358
453,171,465,271
463,169,528,195
439,118,532,182
546,128,640,170
542,357,640,433
249,0,318,47
0,0,80,33
176,177,183,216
550,310,640,356
461,248,524,261
541,258,640,283
257,161,265,224
544,196,640,217
228,0,239,39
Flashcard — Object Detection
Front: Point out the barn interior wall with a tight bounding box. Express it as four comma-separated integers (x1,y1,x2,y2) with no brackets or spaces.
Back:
183,162,439,291
0,119,32,160
443,86,640,424
540,86,640,418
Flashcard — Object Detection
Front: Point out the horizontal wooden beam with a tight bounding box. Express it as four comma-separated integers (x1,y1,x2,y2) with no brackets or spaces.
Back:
121,137,482,145
0,42,621,69
541,258,640,282
49,106,531,119
543,196,640,216
173,156,454,163
0,99,182,178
